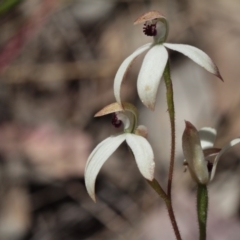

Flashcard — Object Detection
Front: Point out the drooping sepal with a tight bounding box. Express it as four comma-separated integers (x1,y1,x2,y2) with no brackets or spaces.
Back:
113,43,151,105
163,43,223,81
85,135,126,201
126,134,155,181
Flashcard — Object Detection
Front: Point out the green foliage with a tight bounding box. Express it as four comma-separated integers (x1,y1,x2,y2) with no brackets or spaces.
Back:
0,0,23,15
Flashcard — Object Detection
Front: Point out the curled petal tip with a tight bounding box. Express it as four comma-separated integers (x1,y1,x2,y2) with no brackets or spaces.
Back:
216,69,224,82
183,120,199,140
149,104,155,111
94,102,123,117
184,120,195,129
90,195,96,203
94,112,101,117
134,11,166,25
139,95,156,110
142,101,155,111
208,61,223,82
150,176,154,181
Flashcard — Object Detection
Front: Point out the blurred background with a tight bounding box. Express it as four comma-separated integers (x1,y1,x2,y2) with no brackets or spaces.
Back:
0,0,240,239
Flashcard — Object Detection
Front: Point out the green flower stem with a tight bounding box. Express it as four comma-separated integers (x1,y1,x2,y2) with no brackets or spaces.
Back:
163,61,176,199
161,61,182,240
147,179,182,240
197,184,208,240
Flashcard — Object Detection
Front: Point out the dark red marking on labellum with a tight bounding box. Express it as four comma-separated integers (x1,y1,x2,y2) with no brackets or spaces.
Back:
143,23,157,36
207,161,213,173
112,113,122,128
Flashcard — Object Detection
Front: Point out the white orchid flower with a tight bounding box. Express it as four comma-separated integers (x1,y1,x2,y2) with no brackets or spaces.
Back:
114,11,223,110
85,102,155,201
182,121,240,185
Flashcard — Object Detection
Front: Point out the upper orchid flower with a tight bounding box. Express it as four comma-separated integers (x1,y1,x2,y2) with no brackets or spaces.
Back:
182,121,240,185
114,11,223,110
85,102,155,201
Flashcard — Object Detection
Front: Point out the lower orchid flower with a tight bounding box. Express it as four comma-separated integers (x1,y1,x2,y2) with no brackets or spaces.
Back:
182,121,240,185
85,102,155,201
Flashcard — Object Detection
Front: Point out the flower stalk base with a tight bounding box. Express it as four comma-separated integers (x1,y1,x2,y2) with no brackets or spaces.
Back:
197,184,208,240
147,179,182,240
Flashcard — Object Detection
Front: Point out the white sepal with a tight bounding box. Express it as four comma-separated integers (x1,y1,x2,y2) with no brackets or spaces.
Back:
137,44,168,110
210,137,240,181
126,133,155,180
182,121,209,184
198,127,217,150
113,43,152,105
164,43,222,80
85,134,126,201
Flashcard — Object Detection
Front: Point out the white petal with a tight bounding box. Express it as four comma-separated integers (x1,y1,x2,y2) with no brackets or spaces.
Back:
85,134,126,201
198,127,217,149
137,44,168,110
125,134,155,180
210,138,240,181
164,43,223,80
114,43,152,104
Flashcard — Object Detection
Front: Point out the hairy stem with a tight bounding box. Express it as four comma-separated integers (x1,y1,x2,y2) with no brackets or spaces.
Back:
163,61,176,199
147,179,182,240
165,200,182,240
162,61,182,240
197,184,208,240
